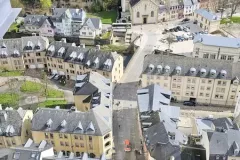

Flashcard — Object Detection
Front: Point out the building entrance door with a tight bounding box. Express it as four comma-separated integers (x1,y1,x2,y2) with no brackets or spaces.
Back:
143,17,147,24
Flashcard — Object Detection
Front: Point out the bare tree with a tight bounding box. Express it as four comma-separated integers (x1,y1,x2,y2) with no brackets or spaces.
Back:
230,0,240,17
208,0,219,12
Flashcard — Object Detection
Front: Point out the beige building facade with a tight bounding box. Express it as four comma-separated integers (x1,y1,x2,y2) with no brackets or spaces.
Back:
46,41,124,82
31,107,113,159
193,34,240,62
0,36,49,71
141,54,240,107
0,108,33,148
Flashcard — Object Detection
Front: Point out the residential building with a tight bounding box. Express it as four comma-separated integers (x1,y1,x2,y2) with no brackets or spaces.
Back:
0,107,33,148
0,139,54,160
234,93,240,118
112,23,132,45
46,41,124,82
44,152,106,160
79,18,102,39
39,18,56,37
183,0,200,17
51,8,86,36
193,34,240,62
0,0,21,39
193,9,220,33
141,54,240,106
199,0,209,10
73,72,112,112
31,107,113,159
137,84,171,112
165,0,184,20
57,0,94,9
0,36,49,70
129,0,158,24
23,15,48,33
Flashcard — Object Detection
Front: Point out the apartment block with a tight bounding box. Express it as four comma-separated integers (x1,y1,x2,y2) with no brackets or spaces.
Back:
46,41,124,82
141,54,240,106
0,107,33,148
193,34,240,62
73,72,112,112
0,36,49,70
31,107,113,159
193,9,220,33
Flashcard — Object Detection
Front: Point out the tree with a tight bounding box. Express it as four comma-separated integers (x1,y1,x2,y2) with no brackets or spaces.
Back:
40,0,52,9
208,0,219,12
166,34,174,51
230,0,240,17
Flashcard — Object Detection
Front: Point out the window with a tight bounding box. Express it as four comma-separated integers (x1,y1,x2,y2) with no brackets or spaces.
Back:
208,80,212,84
76,152,81,157
220,55,227,60
69,64,74,68
177,84,181,89
59,65,63,69
203,53,209,58
230,95,235,99
80,135,83,140
151,11,154,17
222,81,226,86
227,56,234,60
172,83,176,88
89,144,93,150
145,4,147,10
137,12,140,18
218,81,221,85
187,78,191,83
51,141,55,146
220,95,223,99
186,92,189,96
60,141,64,146
210,54,216,59
164,76,168,80
206,93,210,97
12,139,16,145
89,136,92,142
192,79,196,83
50,133,53,139
64,134,68,139
36,52,41,56
202,79,205,83
200,86,204,90
80,143,84,148
82,32,86,35
59,134,63,138
65,142,69,146
74,135,78,139
89,32,92,35
186,85,190,89
45,133,49,139
215,94,219,98
207,87,211,90
200,93,203,96
37,58,42,62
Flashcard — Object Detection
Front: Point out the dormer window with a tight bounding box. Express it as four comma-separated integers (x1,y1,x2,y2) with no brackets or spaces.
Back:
93,57,99,68
61,120,67,128
86,60,91,67
48,45,55,53
86,121,95,132
157,65,162,73
58,47,65,56
190,67,196,75
220,70,227,79
13,50,20,57
104,59,112,69
1,43,6,48
46,119,53,128
78,53,84,62
164,65,170,73
148,64,155,72
35,41,41,50
0,50,8,58
200,68,206,76
69,51,77,60
26,41,34,50
175,66,181,74
210,69,216,77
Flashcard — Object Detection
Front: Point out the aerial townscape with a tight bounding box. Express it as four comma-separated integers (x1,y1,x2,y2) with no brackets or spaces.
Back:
1,0,240,159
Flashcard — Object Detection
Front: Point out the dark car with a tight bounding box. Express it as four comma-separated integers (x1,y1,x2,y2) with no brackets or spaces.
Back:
176,26,183,31
182,18,190,22
173,28,178,32
169,28,174,32
183,101,196,106
193,20,198,24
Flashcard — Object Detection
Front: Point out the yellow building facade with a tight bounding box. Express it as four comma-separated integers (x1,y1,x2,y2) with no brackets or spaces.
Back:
0,108,33,148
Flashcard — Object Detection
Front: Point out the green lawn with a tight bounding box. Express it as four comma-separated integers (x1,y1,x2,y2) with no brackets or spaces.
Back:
221,17,240,24
38,100,67,107
0,93,19,106
8,22,19,32
101,44,128,53
0,70,24,77
101,31,112,39
87,11,117,24
20,81,64,98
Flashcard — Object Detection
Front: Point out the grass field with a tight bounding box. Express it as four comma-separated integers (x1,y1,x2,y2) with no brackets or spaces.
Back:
221,17,240,24
38,100,67,107
87,11,117,24
20,81,64,98
101,31,112,39
0,71,24,77
101,44,128,53
0,93,19,106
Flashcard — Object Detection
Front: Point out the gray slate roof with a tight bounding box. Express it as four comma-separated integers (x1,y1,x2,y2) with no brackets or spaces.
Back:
46,41,120,72
0,0,21,38
194,34,240,48
82,18,101,30
143,54,240,80
0,108,28,136
194,9,219,21
24,15,47,28
0,36,49,57
113,82,139,101
137,84,171,112
31,108,111,136
43,152,106,160
51,8,86,22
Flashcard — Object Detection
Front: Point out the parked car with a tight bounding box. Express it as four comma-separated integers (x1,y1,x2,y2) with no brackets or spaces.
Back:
183,27,190,32
173,28,178,32
182,18,190,22
193,20,198,24
124,140,131,152
176,26,183,31
169,28,174,32
183,101,196,106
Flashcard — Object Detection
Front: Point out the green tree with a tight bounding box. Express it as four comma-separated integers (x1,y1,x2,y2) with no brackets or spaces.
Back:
102,0,118,10
40,0,52,9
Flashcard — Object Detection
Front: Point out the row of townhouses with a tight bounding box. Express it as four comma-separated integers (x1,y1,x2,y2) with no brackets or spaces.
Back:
21,8,102,39
0,36,124,82
0,72,113,159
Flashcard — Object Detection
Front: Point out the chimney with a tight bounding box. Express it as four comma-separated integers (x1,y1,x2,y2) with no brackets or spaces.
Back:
80,43,85,48
61,38,67,43
96,45,100,50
